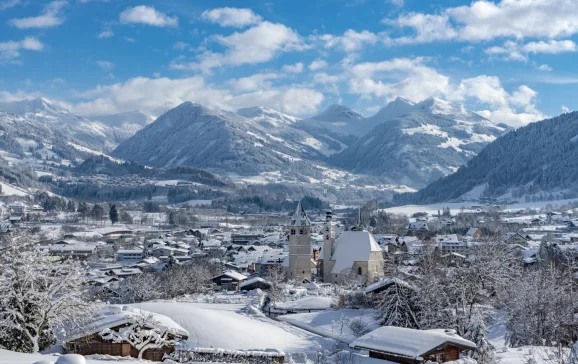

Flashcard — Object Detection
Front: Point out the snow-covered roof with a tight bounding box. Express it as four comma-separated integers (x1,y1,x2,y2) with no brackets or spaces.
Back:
290,201,311,227
63,305,189,342
365,277,415,294
214,271,248,281
240,277,268,288
350,326,476,358
330,231,381,274
274,296,333,311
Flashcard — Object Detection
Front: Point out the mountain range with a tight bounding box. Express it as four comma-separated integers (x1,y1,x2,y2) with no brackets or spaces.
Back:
0,96,510,192
394,111,578,204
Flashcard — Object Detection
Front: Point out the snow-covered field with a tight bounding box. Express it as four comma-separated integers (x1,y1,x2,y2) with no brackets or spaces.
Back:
130,301,333,354
384,197,578,216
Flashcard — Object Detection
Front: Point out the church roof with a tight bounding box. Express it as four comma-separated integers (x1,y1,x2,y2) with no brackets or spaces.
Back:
330,231,382,274
290,201,311,227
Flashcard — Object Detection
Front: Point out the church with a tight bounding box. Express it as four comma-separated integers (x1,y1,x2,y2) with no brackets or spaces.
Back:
286,201,313,282
319,210,385,284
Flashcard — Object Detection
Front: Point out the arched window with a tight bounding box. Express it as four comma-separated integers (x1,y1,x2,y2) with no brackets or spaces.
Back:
357,267,362,275
326,235,329,240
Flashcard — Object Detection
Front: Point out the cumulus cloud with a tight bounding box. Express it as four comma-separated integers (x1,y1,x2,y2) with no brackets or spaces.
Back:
0,37,44,62
308,59,328,71
226,73,280,92
200,7,262,28
536,64,552,72
485,40,577,61
282,62,304,73
562,105,571,113
170,21,307,72
388,0,578,44
73,75,323,116
316,29,379,52
119,5,177,27
345,57,544,126
9,0,66,29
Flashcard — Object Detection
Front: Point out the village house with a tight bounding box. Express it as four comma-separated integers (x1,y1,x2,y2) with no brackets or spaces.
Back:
435,234,469,255
211,271,248,291
65,305,188,362
465,228,483,239
503,232,529,246
350,326,477,363
116,249,144,261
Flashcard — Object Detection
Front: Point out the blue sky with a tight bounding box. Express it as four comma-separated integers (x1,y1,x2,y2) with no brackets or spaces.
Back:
1,0,578,126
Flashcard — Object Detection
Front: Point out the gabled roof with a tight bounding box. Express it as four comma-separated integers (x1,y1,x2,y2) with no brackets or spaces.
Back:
330,231,382,274
350,326,476,358
290,201,311,227
213,271,248,281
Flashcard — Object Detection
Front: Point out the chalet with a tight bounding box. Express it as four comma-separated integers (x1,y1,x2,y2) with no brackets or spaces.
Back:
465,228,483,239
435,234,468,255
49,242,99,259
350,326,476,363
503,232,528,246
7,202,26,215
65,305,188,362
407,222,428,234
240,277,271,291
231,233,265,245
110,267,142,277
211,271,247,291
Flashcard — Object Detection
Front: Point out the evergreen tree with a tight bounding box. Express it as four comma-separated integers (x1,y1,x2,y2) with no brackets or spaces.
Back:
109,204,119,225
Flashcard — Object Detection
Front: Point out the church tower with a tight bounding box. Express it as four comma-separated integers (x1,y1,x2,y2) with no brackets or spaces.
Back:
288,201,312,282
322,209,335,283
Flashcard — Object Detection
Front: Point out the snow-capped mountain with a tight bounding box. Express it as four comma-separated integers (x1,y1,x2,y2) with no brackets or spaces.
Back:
295,104,365,154
0,97,120,152
112,102,339,173
92,110,157,141
394,111,578,204
329,97,510,188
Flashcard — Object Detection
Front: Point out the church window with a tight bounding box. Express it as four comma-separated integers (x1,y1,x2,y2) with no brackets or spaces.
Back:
357,267,362,275
326,235,329,240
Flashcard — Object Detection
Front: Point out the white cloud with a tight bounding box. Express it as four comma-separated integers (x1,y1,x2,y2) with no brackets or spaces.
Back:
536,64,552,72
562,105,571,113
173,41,190,50
170,21,306,72
388,0,578,44
317,29,379,52
309,59,328,71
97,29,114,39
9,0,65,29
345,57,544,126
200,7,262,28
73,75,323,116
485,40,577,62
282,62,304,73
96,60,114,70
0,0,20,11
226,73,280,92
119,5,177,27
522,40,577,54
0,37,44,62
389,0,404,7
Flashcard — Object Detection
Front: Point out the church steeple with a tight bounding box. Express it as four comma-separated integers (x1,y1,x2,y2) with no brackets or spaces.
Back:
291,200,311,227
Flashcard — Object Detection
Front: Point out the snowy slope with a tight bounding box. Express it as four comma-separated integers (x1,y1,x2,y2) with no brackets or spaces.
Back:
330,97,509,188
0,98,120,152
112,102,337,174
295,104,365,154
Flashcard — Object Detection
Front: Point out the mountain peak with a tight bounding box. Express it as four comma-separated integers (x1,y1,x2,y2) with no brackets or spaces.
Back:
372,97,416,120
237,106,299,125
314,104,363,122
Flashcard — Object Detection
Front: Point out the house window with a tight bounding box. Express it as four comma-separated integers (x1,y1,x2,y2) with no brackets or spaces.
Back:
291,229,295,235
300,229,304,234
429,353,445,363
357,267,362,275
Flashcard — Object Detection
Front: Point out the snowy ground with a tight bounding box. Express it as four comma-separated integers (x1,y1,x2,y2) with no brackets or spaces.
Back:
278,309,380,344
384,197,578,216
130,300,335,355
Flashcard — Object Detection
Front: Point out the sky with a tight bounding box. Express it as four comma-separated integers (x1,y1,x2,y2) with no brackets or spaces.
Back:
1,0,578,127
